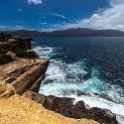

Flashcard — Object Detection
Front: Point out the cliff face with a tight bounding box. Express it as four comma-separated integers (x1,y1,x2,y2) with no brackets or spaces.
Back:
0,57,99,124
0,82,99,124
0,58,49,94
0,33,113,124
14,37,32,50
0,33,32,53
0,32,11,41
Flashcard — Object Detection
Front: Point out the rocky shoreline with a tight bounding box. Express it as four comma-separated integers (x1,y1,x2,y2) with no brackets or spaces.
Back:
0,33,122,124
0,82,99,124
23,91,119,124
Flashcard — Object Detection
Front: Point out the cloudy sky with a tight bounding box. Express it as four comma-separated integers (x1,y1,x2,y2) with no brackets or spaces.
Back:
0,0,124,31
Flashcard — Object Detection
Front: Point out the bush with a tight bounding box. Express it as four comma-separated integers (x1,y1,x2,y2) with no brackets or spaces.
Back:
0,54,13,65
16,50,38,58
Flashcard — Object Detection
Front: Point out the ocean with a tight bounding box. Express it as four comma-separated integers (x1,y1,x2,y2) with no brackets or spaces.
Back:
33,37,124,119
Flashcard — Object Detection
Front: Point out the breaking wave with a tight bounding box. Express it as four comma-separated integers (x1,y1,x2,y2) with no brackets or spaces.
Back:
33,46,60,59
33,45,124,121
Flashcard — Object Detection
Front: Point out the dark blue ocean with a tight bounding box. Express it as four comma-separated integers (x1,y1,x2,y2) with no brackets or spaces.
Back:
33,37,124,118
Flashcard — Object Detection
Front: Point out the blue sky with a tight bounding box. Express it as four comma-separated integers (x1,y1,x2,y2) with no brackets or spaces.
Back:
0,0,124,31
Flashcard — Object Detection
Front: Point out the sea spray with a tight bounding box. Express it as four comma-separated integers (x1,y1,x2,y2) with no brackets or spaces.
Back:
33,37,124,123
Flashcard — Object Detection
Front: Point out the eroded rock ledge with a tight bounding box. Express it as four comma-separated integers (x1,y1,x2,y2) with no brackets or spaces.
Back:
0,33,120,124
0,58,49,94
0,53,119,124
23,90,119,124
0,82,99,124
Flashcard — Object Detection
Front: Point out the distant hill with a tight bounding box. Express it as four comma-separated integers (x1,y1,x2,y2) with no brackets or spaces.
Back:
7,28,124,37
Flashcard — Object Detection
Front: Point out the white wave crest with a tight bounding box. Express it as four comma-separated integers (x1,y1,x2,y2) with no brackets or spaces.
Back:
39,59,124,120
33,46,60,58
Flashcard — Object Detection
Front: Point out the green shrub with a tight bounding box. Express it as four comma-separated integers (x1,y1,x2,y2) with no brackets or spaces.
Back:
0,54,13,65
16,50,38,58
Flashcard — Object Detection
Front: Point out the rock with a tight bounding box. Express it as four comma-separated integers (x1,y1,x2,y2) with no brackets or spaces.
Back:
0,58,49,94
23,91,119,124
0,89,99,124
0,32,119,124
0,33,32,53
0,32,11,42
11,59,49,94
14,37,32,50
0,81,15,98
88,107,118,124
23,91,46,105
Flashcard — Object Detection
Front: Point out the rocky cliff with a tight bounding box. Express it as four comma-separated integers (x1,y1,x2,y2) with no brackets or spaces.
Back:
0,33,32,53
0,82,99,124
0,58,49,94
0,33,117,124
0,57,100,124
23,90,119,124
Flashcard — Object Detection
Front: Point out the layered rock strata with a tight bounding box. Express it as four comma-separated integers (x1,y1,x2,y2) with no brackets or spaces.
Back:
0,58,49,94
0,33,119,124
0,82,99,124
0,57,118,124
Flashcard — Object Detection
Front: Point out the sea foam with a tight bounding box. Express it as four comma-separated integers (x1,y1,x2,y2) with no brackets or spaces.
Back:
33,45,124,123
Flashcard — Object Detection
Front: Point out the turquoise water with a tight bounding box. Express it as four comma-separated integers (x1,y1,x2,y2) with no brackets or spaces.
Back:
33,37,124,119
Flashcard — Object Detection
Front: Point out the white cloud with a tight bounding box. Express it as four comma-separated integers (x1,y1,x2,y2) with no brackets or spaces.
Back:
50,13,66,19
0,25,24,31
39,13,66,19
44,0,124,31
28,0,42,5
40,22,47,25
18,9,22,11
